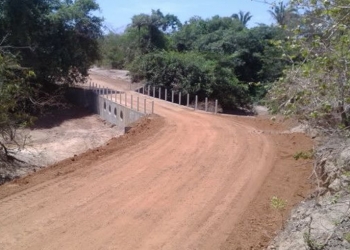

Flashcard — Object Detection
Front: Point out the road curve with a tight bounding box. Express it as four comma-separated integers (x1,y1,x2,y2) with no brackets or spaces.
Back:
0,74,313,249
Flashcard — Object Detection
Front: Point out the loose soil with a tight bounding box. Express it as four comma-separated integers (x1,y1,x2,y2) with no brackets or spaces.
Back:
0,70,314,250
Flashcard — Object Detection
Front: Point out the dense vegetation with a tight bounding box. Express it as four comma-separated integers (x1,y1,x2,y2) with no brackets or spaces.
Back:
0,0,102,158
99,10,288,111
268,0,350,130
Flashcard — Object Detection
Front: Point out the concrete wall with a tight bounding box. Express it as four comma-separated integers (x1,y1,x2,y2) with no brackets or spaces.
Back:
67,87,145,129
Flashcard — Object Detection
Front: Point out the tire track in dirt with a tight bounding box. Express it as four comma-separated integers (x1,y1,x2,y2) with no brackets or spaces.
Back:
0,74,314,250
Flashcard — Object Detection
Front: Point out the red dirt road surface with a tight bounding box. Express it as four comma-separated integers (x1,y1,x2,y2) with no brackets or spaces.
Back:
0,74,314,250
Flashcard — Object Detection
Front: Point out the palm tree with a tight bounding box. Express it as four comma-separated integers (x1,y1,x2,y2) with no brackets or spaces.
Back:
232,11,252,27
268,2,298,27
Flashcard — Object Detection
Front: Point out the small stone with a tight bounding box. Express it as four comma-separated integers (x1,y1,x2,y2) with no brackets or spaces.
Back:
329,178,342,193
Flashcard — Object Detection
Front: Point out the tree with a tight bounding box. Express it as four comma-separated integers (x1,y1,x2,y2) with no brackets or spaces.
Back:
0,0,103,86
268,0,350,128
268,2,298,27
0,0,103,159
232,11,252,27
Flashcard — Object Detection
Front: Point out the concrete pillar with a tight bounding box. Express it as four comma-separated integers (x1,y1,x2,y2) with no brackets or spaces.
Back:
195,95,198,110
152,101,154,114
159,87,161,99
171,90,174,103
205,97,208,112
153,87,155,98
215,100,218,114
179,92,182,105
131,95,133,110
125,93,127,107
144,99,147,114
137,97,140,111
187,94,190,107
165,89,168,102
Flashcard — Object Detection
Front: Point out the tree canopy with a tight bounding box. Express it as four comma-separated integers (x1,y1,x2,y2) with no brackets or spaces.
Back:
99,10,287,111
0,0,103,158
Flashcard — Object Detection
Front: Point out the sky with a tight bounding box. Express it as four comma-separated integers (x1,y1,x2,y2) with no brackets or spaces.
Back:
95,0,277,33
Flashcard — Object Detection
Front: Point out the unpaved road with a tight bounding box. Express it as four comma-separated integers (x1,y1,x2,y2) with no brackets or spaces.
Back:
0,73,314,249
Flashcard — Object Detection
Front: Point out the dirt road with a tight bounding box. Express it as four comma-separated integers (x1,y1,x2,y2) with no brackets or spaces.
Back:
0,73,314,249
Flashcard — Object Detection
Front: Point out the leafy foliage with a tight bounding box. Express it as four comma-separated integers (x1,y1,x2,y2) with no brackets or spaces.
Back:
100,12,287,111
0,0,103,86
0,0,103,159
268,0,350,130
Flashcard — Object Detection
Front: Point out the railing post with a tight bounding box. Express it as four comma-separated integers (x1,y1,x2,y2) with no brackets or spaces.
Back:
171,90,174,103
115,92,117,103
153,87,155,98
137,97,140,111
195,95,198,110
215,99,218,114
205,97,208,112
148,85,150,96
179,92,182,105
165,89,168,102
131,95,133,110
144,99,147,114
119,92,122,104
159,87,161,99
187,94,190,107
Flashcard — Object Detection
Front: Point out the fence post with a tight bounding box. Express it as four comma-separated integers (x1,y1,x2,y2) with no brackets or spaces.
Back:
215,100,218,114
195,95,198,110
171,90,174,103
137,97,140,111
131,95,133,110
125,93,127,107
153,87,155,98
144,99,147,114
187,94,190,107
142,85,145,95
159,87,161,99
152,101,154,114
165,89,168,102
205,97,208,112
179,92,182,105
119,92,122,104
148,85,150,96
